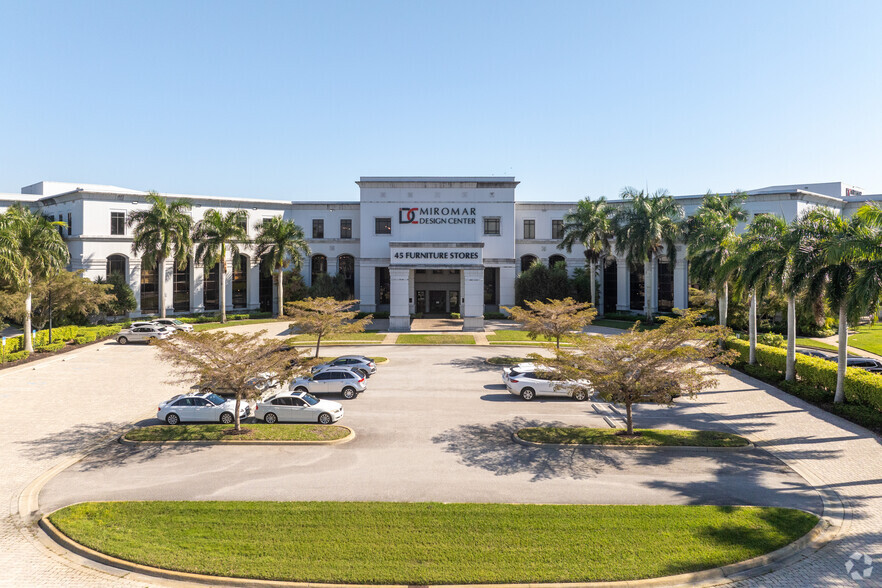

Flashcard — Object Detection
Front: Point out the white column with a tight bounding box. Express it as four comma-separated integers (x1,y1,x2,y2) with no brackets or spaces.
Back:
192,257,203,313
498,264,516,309
616,255,629,311
645,258,655,314
673,246,688,311
161,258,173,316
462,267,484,331
248,256,260,311
224,254,233,314
131,259,143,315
326,256,338,277
388,267,411,331
596,260,604,317
409,272,416,314
358,262,376,312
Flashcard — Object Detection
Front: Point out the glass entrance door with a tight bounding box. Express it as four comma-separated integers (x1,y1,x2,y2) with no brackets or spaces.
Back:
429,290,446,314
449,290,460,313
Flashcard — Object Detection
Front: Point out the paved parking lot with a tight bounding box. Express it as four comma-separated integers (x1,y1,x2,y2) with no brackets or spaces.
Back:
1,326,881,587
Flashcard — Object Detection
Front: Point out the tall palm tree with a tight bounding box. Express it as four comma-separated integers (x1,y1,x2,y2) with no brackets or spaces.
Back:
791,207,865,403
613,188,683,321
0,204,69,352
558,197,612,311
128,192,193,319
194,209,249,323
686,192,748,326
739,214,801,379
254,216,310,318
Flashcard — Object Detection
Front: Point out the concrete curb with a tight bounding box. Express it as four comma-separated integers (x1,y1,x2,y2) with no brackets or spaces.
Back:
118,426,356,446
511,432,756,453
38,508,834,588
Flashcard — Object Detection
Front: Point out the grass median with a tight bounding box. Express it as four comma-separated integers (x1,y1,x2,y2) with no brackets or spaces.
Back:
123,424,350,442
49,501,816,584
518,427,751,447
396,334,475,344
286,332,385,342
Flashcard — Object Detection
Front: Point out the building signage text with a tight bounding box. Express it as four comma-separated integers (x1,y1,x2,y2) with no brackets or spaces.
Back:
390,245,483,266
399,207,477,225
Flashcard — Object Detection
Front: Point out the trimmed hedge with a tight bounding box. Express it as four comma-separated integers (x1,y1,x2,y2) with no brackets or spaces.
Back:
35,342,67,353
1,350,29,363
725,338,882,413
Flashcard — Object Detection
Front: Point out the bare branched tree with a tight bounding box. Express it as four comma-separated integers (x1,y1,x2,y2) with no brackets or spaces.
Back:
503,297,597,349
285,297,372,358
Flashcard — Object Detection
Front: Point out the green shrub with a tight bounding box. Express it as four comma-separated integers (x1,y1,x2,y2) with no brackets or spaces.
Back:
779,379,832,404
726,338,750,363
35,342,66,353
483,312,507,320
2,335,24,354
844,368,882,413
74,331,98,345
2,350,29,363
758,332,785,348
794,354,838,392
450,312,461,319
755,343,787,373
373,311,390,319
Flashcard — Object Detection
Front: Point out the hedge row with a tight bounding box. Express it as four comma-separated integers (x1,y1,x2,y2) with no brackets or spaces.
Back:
725,338,882,412
1,324,123,362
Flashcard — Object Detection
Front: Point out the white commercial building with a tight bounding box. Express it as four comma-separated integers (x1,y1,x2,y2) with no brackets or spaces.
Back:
0,177,877,331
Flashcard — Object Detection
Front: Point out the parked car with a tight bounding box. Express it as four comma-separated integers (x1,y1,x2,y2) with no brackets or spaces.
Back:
153,318,195,333
157,392,250,425
255,391,344,424
117,325,172,345
832,356,882,373
129,321,175,333
502,363,538,384
194,372,282,397
505,367,591,401
312,355,377,377
796,348,836,361
289,368,367,399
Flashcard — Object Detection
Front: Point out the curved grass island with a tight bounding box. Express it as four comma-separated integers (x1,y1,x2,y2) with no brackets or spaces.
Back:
48,501,819,584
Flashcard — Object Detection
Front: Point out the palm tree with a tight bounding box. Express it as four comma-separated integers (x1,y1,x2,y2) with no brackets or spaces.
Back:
739,214,801,379
558,197,612,311
791,207,865,403
612,188,683,321
686,192,748,326
194,209,249,323
0,204,69,352
128,192,193,319
254,216,310,318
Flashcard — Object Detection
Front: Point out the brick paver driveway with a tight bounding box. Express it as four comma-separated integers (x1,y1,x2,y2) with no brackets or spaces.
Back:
1,330,880,587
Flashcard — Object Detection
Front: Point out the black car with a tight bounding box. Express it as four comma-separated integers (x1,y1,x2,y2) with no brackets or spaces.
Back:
796,348,836,361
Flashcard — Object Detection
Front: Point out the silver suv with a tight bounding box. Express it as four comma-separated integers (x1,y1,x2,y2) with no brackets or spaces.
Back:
117,325,171,344
289,368,367,399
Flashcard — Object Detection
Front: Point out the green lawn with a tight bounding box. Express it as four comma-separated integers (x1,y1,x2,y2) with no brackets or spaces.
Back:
49,502,817,584
847,324,882,356
518,427,750,447
794,338,839,352
123,424,350,442
286,332,385,342
396,334,475,345
486,329,573,346
194,318,286,332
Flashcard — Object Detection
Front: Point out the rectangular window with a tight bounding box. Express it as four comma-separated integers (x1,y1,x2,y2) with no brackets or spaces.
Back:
57,215,64,237
340,219,352,239
483,217,500,236
111,211,125,235
523,219,535,240
375,217,391,235
312,219,324,239
376,267,390,304
67,212,72,236
552,219,564,240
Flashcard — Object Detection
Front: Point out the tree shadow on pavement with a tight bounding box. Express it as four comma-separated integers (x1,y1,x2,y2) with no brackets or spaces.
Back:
448,357,505,373
431,417,624,482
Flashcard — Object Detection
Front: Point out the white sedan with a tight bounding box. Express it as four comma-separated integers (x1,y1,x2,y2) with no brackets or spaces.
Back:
157,392,250,425
255,391,344,424
504,367,592,401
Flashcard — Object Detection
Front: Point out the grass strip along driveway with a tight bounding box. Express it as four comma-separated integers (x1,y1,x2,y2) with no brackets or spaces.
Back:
518,427,751,447
124,424,350,442
396,334,475,344
49,502,816,584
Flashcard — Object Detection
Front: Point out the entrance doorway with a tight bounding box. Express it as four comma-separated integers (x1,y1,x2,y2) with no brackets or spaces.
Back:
429,290,447,314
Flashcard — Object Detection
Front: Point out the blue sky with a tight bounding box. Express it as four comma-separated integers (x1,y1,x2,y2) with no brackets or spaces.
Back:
1,1,880,201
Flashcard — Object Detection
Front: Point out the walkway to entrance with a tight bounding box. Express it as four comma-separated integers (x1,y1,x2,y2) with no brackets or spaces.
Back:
409,318,464,331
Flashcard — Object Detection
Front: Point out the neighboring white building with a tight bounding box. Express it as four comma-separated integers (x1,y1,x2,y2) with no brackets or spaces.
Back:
0,177,878,331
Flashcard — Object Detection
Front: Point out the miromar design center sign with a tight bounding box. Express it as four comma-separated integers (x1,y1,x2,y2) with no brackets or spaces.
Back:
399,206,477,225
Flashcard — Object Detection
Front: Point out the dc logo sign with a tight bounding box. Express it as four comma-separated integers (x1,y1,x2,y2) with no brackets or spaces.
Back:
846,551,873,581
399,208,418,224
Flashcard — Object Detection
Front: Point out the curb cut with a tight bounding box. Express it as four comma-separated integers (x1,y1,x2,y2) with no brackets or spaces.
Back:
511,432,756,453
39,509,834,588
118,426,356,446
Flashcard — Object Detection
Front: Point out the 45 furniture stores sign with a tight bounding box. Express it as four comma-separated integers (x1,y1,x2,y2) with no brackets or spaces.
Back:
390,243,484,266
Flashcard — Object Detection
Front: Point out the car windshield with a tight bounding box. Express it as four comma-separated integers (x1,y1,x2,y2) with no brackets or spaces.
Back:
205,393,225,405
173,319,184,325
302,394,319,406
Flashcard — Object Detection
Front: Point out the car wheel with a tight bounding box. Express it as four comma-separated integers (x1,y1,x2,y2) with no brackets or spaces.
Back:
342,386,357,400
165,413,179,425
520,387,536,401
118,336,128,345
573,389,588,402
318,412,332,425
219,412,234,425
264,412,278,424
295,386,308,393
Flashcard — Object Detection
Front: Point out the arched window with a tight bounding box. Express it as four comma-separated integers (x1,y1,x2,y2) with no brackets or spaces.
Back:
520,255,539,273
232,254,248,308
311,254,327,285
338,254,355,297
106,254,127,278
548,254,566,269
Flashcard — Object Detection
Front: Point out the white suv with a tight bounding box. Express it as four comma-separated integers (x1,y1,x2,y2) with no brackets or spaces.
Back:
504,367,592,401
117,325,171,344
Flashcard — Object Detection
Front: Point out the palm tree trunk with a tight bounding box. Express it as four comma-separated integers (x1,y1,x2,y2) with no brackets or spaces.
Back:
748,291,757,365
220,246,228,323
835,303,847,404
158,257,167,318
785,295,796,381
276,268,285,319
719,281,728,326
645,255,654,322
589,260,597,308
594,260,604,317
23,287,33,353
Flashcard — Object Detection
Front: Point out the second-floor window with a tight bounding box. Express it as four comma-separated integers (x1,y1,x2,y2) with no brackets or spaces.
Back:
551,219,564,240
340,219,352,239
312,219,324,239
111,211,125,235
523,219,535,240
483,217,501,236
67,212,72,236
375,217,391,235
